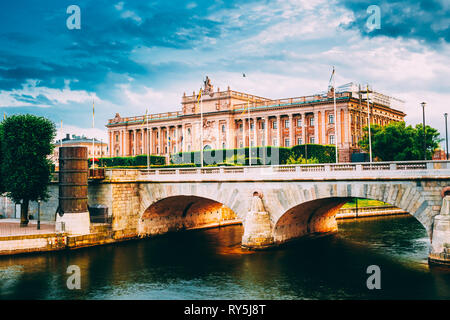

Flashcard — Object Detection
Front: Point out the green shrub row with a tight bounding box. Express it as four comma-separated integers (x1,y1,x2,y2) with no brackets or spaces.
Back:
170,145,335,165
95,155,165,167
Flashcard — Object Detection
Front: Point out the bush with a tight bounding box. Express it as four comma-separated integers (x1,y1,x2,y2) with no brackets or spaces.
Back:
171,146,291,166
290,144,335,163
99,155,166,167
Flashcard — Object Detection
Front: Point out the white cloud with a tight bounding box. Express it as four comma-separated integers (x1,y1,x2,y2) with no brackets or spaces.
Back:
0,80,97,108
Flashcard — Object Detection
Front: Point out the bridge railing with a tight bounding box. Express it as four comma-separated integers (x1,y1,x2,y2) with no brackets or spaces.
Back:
105,160,450,181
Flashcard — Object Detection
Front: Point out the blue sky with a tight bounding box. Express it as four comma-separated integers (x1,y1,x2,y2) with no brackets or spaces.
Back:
0,0,449,146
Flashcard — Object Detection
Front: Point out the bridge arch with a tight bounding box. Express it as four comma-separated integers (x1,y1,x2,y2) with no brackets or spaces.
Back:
269,181,434,245
137,183,249,236
138,195,239,236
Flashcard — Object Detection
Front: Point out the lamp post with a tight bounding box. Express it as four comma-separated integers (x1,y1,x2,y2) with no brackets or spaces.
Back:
421,102,426,160
37,199,41,230
445,113,448,160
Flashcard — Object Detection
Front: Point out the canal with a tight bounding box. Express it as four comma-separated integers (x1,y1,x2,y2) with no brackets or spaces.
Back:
0,215,449,300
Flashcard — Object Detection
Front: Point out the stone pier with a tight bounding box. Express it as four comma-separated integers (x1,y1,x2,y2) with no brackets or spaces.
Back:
429,195,450,266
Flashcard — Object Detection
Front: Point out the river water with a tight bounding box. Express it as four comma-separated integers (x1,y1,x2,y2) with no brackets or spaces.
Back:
0,215,449,300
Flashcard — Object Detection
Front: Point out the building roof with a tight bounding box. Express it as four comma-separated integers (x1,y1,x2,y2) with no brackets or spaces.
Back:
54,134,106,146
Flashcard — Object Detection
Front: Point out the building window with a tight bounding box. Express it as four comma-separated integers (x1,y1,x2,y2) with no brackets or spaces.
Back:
328,114,334,124
156,132,159,139
297,137,302,145
250,122,254,130
222,142,226,149
187,128,191,136
116,135,119,142
310,117,315,126
251,140,254,147
240,141,243,148
174,146,177,153
222,124,226,132
329,135,335,145
273,138,278,146
310,137,315,144
297,119,302,127
285,138,290,147
187,145,191,152
165,146,167,153
273,121,277,129
239,123,243,132
285,120,290,129
261,121,265,130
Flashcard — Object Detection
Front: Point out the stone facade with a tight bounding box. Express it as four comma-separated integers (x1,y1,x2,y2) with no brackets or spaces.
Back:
106,80,405,163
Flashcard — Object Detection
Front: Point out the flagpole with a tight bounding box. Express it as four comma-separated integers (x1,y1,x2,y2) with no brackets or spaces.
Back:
60,120,63,148
200,89,204,168
248,96,251,166
366,84,373,163
332,67,339,163
146,108,150,170
92,99,95,168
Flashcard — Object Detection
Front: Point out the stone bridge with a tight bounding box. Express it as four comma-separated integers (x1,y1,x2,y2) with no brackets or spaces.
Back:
86,160,450,265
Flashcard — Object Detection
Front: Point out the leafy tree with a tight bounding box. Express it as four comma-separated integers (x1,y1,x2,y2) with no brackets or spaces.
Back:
359,122,441,161
0,115,56,226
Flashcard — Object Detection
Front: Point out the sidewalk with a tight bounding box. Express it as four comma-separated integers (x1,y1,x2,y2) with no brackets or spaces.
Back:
0,219,56,237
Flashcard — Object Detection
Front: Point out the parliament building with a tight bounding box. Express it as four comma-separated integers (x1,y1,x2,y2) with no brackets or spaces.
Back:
106,78,406,162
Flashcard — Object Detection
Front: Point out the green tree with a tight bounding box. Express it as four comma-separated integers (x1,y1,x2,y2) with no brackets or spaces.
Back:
358,122,440,161
0,115,56,226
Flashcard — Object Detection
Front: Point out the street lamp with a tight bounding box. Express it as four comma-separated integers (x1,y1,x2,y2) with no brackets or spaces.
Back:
37,199,41,230
445,113,448,160
421,102,426,160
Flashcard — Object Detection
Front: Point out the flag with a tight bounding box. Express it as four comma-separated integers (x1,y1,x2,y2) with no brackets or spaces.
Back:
3,112,5,120
328,66,335,90
143,108,148,124
195,88,202,113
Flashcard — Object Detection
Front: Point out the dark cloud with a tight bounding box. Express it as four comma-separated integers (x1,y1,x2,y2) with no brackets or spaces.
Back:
0,0,235,94
338,0,450,43
11,93,55,106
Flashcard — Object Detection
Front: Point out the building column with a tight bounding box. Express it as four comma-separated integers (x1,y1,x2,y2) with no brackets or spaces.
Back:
125,130,129,156
289,114,294,147
181,123,184,152
217,119,221,149
253,117,257,147
264,116,269,146
120,130,124,156
158,127,162,155
225,120,230,149
322,111,326,144
314,111,319,144
276,115,281,147
167,127,170,155
133,129,137,156
301,114,306,145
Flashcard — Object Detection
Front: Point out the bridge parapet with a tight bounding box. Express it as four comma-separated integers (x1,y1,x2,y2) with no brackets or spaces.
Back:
102,160,450,182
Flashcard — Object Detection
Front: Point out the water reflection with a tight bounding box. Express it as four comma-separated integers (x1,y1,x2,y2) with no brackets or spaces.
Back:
0,215,448,300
